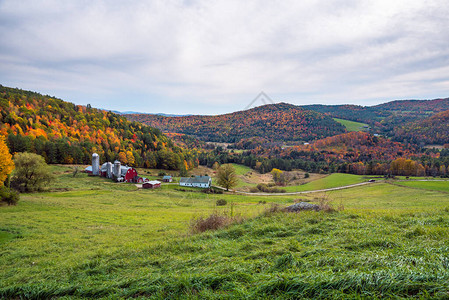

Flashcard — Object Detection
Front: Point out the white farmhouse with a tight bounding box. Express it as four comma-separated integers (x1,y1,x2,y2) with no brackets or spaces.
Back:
179,176,212,188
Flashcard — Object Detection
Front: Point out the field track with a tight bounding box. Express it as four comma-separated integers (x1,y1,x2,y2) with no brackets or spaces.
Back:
215,181,374,196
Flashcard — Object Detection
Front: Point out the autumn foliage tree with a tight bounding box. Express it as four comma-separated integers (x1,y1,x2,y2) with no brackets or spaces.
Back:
0,135,14,186
216,164,238,191
271,168,283,185
0,135,18,205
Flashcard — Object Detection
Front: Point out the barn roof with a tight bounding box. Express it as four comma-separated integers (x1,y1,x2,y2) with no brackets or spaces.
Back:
180,176,211,184
144,180,161,185
120,166,132,176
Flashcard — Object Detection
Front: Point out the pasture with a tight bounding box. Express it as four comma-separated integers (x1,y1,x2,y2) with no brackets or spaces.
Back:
333,118,369,132
1,166,448,299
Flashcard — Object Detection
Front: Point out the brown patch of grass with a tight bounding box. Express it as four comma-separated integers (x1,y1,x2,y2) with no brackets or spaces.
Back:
261,203,285,216
189,212,244,234
318,197,336,212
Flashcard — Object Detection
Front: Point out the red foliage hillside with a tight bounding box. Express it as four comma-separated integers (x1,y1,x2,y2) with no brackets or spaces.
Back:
286,131,416,162
394,110,449,145
126,103,346,143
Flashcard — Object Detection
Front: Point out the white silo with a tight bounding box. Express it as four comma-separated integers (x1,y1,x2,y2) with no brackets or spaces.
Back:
106,162,113,179
92,153,100,176
114,160,121,178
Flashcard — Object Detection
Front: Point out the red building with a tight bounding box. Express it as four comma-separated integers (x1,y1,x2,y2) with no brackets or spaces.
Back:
121,166,138,183
142,180,161,189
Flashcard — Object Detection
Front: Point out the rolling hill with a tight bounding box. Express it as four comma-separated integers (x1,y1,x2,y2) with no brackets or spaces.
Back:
0,85,197,170
393,110,449,145
126,103,346,143
374,97,449,113
303,104,387,124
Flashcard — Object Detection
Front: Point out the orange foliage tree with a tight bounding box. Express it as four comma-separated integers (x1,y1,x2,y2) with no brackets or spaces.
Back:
0,135,15,186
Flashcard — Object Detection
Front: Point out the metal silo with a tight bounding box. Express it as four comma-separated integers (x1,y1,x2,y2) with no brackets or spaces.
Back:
106,162,113,179
92,153,100,176
114,160,121,178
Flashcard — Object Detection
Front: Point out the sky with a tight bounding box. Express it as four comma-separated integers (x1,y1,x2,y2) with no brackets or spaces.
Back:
1,0,449,115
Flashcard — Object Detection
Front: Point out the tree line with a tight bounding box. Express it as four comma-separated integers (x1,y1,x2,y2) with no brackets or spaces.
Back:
0,85,198,170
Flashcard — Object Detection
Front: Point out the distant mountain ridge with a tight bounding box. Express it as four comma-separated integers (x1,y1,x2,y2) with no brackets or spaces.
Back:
374,98,449,112
126,102,346,143
394,109,449,145
106,109,190,117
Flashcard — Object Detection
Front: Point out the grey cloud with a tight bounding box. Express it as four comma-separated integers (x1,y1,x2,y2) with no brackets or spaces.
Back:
1,0,449,114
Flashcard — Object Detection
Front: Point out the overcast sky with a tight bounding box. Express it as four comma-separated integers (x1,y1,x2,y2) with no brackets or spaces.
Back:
1,0,449,115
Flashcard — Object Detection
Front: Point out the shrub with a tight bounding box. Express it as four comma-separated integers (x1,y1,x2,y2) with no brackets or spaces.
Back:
304,172,310,178
255,184,286,193
202,187,223,194
158,172,166,176
249,187,260,193
262,203,284,216
189,212,243,233
216,199,227,206
0,187,20,205
11,153,54,193
318,197,336,212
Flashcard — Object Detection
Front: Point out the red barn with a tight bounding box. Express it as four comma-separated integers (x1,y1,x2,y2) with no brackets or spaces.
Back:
143,180,161,189
120,166,138,183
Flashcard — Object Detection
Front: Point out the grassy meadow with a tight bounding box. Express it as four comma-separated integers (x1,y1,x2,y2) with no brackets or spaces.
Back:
333,118,369,132
393,180,449,193
1,165,449,299
283,173,367,193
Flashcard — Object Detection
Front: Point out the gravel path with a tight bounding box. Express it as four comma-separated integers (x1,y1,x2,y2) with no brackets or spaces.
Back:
213,181,374,196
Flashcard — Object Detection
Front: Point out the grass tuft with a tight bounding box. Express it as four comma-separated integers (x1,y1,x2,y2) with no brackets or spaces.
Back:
189,212,244,234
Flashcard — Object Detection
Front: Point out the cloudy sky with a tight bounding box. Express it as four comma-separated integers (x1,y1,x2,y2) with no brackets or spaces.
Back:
1,0,449,114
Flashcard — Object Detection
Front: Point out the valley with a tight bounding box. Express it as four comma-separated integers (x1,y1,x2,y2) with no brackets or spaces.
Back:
1,165,448,298
1,85,449,299
2,2,449,298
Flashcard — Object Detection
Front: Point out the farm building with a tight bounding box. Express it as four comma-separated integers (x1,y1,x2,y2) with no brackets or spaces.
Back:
100,162,113,179
162,175,173,182
120,166,138,183
84,166,93,174
97,163,138,183
136,177,149,183
143,180,161,189
179,176,211,188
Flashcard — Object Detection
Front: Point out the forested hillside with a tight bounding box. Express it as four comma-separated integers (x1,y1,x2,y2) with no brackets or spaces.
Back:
127,103,346,143
303,104,387,124
394,110,449,145
0,85,197,170
305,98,449,139
374,98,449,113
199,131,448,176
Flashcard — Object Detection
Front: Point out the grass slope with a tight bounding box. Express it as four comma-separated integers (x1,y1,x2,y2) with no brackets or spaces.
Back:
1,166,449,299
283,173,366,192
393,180,449,193
333,118,369,131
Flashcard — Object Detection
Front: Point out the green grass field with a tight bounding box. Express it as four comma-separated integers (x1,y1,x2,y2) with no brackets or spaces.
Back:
230,163,253,176
333,118,369,132
283,173,367,192
393,180,449,193
1,166,449,299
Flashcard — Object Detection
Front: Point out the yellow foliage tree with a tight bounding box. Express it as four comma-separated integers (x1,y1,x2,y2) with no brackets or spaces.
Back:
126,150,135,166
271,168,283,184
0,135,15,186
118,151,128,164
